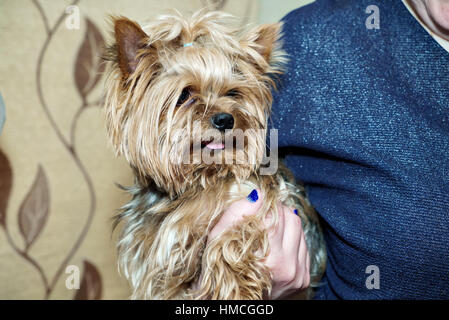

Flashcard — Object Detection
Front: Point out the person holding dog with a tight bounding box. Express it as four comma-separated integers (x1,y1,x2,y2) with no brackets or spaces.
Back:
209,0,449,299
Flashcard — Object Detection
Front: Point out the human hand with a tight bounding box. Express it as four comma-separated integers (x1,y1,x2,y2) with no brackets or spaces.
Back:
202,189,311,299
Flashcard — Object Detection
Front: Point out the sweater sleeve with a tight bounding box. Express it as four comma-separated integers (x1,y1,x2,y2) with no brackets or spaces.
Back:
270,0,449,299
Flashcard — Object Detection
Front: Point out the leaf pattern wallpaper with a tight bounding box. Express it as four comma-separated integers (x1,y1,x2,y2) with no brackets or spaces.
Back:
0,0,258,299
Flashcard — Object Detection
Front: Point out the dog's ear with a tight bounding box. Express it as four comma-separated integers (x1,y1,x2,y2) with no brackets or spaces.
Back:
114,18,149,77
250,23,282,62
241,22,284,72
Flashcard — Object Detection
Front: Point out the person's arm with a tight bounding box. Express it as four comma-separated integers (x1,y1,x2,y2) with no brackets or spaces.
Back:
194,189,310,299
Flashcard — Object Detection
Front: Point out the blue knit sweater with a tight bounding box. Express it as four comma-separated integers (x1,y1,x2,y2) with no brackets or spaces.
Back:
270,0,449,299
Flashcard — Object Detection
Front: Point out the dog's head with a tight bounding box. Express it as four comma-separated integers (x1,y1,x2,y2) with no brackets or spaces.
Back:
104,10,284,196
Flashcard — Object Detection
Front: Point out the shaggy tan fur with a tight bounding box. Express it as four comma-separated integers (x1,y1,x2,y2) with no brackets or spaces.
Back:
104,10,326,299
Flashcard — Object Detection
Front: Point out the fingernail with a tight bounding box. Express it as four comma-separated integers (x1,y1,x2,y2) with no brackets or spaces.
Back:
247,189,258,203
294,209,298,216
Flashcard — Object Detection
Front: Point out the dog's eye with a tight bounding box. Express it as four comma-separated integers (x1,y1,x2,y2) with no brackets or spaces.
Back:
177,88,192,106
226,89,239,97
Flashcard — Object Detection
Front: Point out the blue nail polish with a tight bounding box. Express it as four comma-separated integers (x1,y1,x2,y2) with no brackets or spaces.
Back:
294,209,298,216
247,189,258,203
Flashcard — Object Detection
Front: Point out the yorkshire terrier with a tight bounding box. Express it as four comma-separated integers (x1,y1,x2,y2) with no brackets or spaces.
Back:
104,10,326,300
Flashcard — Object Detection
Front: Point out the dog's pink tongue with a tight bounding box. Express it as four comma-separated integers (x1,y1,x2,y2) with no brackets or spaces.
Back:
206,142,225,150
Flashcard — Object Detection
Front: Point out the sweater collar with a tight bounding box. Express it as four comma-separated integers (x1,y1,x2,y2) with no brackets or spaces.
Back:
402,0,449,53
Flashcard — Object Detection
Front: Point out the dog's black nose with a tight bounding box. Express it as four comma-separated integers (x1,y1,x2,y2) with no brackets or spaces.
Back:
211,113,234,131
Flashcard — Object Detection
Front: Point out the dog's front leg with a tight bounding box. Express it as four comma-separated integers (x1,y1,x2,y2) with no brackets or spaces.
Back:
193,214,272,300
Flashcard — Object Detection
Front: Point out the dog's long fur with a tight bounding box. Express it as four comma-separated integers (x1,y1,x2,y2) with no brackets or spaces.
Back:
104,10,326,299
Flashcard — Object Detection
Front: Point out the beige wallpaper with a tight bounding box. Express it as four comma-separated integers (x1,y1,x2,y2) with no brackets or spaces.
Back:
259,0,314,23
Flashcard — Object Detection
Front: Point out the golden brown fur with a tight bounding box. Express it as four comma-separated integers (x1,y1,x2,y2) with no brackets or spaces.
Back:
104,10,326,299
